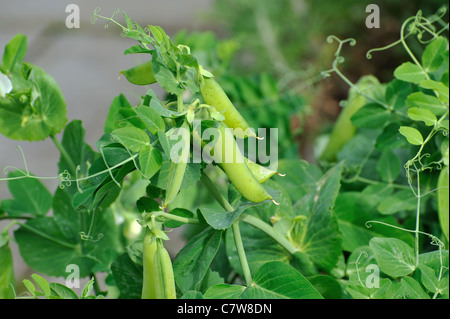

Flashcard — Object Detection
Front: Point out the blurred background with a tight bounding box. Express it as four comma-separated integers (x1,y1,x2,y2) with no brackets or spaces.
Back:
1,0,447,295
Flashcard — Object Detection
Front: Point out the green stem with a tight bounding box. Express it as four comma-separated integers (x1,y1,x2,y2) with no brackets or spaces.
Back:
200,172,235,212
151,211,199,225
50,134,77,174
239,214,298,255
232,220,252,285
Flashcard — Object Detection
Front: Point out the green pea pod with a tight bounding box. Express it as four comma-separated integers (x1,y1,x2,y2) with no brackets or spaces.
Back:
320,75,383,162
437,165,449,242
153,239,176,299
212,123,273,203
200,77,257,139
120,60,157,86
244,157,282,184
141,232,158,299
0,240,15,299
163,121,190,208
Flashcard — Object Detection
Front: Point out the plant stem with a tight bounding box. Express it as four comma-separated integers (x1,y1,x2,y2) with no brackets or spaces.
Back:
50,134,77,174
200,172,235,212
232,220,252,285
239,214,298,255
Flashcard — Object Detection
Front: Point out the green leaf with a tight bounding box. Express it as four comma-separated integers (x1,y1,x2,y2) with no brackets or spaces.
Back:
376,150,400,183
1,170,52,217
289,163,343,272
418,79,449,103
394,62,427,84
151,52,184,95
350,103,390,129
204,284,246,299
407,107,437,126
134,105,165,134
30,274,51,297
49,283,79,299
422,36,448,72
369,237,416,277
334,190,414,252
376,190,416,215
398,126,423,145
406,92,447,116
173,227,223,294
120,60,156,85
2,33,27,73
110,253,143,299
111,126,150,152
400,276,430,299
0,64,67,141
138,145,162,179
104,94,145,133
242,261,323,299
375,123,409,150
14,188,121,277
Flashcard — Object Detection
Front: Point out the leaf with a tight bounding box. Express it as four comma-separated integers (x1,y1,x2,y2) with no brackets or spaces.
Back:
376,190,416,215
14,188,121,277
49,283,79,299
350,103,390,129
111,126,150,152
369,237,416,277
422,36,448,72
104,94,145,133
1,170,52,217
334,190,414,252
418,79,449,103
394,62,427,84
406,92,447,116
204,284,246,299
173,227,222,294
138,145,162,179
400,276,430,299
151,52,184,95
110,253,143,299
242,261,323,299
0,63,67,141
289,163,344,272
134,105,165,135
2,33,27,73
398,126,423,145
407,107,437,126
376,150,400,183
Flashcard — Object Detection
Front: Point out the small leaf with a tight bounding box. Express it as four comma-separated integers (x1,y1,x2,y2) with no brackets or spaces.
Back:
419,79,449,103
394,62,427,84
369,237,416,277
376,150,401,183
111,126,150,152
407,107,437,126
406,92,447,116
134,105,165,134
139,145,162,179
2,33,27,73
422,36,448,72
350,103,390,129
398,126,423,145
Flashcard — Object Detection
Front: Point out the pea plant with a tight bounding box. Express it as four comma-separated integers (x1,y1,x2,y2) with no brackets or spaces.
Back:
0,8,448,300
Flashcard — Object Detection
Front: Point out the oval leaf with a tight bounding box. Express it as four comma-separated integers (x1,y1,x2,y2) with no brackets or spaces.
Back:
111,126,150,152
398,126,423,145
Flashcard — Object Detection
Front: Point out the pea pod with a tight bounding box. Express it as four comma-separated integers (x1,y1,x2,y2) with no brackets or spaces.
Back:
320,76,383,162
163,121,190,207
212,123,273,203
437,165,449,242
200,77,257,139
0,239,15,299
141,232,158,299
244,157,283,184
141,231,176,299
120,60,157,86
153,239,176,299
